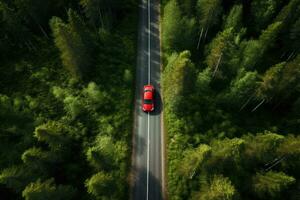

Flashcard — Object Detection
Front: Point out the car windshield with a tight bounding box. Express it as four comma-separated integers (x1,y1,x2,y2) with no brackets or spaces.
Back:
144,99,153,104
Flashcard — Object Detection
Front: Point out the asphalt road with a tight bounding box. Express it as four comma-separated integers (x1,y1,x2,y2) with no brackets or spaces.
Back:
131,0,164,199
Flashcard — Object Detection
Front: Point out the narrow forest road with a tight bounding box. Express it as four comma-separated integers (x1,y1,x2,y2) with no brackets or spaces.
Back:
131,0,165,200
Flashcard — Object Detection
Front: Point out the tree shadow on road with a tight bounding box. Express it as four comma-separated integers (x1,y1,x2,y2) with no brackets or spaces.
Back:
131,167,163,200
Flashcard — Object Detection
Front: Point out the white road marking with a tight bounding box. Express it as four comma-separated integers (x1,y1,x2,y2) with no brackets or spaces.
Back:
146,0,151,200
147,112,150,200
148,0,151,85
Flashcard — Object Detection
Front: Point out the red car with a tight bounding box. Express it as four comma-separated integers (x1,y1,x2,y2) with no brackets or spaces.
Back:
142,85,155,112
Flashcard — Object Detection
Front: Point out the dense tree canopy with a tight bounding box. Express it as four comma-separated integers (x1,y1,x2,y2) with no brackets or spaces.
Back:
162,0,300,199
0,0,137,199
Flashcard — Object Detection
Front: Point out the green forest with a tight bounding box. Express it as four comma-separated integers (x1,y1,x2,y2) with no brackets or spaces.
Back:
162,0,300,199
0,0,137,199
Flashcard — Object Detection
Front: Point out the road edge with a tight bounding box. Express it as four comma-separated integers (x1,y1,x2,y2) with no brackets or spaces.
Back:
158,0,168,199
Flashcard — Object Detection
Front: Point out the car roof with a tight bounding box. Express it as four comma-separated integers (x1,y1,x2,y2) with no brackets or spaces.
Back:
144,90,153,99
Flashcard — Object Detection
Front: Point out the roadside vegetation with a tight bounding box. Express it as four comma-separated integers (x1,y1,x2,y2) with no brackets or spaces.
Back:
161,0,300,199
0,0,137,199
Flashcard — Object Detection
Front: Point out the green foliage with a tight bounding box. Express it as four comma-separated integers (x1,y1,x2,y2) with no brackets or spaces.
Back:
257,55,300,102
22,178,76,200
290,18,300,51
207,138,245,174
241,22,282,70
85,172,115,199
224,5,243,31
34,121,79,150
179,144,211,178
205,28,240,80
224,70,259,106
162,0,180,51
244,133,284,164
21,148,59,171
80,0,104,28
86,135,127,170
277,135,300,156
274,0,300,24
0,165,44,193
0,0,136,199
250,0,281,32
253,171,295,199
196,68,212,94
196,0,222,29
162,2,300,198
163,51,195,115
50,9,94,79
162,0,197,51
197,175,237,200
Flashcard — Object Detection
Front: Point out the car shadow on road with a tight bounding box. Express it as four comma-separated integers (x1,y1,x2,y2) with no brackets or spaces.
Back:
150,90,162,116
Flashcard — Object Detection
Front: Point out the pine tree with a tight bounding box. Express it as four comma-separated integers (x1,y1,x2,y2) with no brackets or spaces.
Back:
253,171,295,199
205,28,239,80
277,135,300,156
0,166,36,193
179,144,211,178
86,135,127,171
50,10,94,79
22,178,76,200
224,4,243,31
34,121,78,150
244,132,284,164
80,0,104,27
225,69,258,107
257,55,300,103
210,138,245,164
250,0,281,32
196,68,212,94
162,0,183,51
256,62,285,101
241,22,282,70
163,51,195,115
274,0,300,25
21,147,60,173
85,172,115,199
196,0,222,40
180,0,196,16
290,17,300,52
197,175,237,200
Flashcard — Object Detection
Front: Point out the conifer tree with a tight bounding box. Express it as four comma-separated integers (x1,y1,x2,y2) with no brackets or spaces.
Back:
162,0,183,51
198,175,237,200
224,4,243,31
250,0,281,32
85,172,115,199
244,133,284,164
205,28,239,80
196,0,222,41
34,121,78,150
50,10,93,79
22,178,76,200
241,22,282,70
179,144,211,178
80,0,103,27
226,70,258,107
253,171,295,199
163,51,195,115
